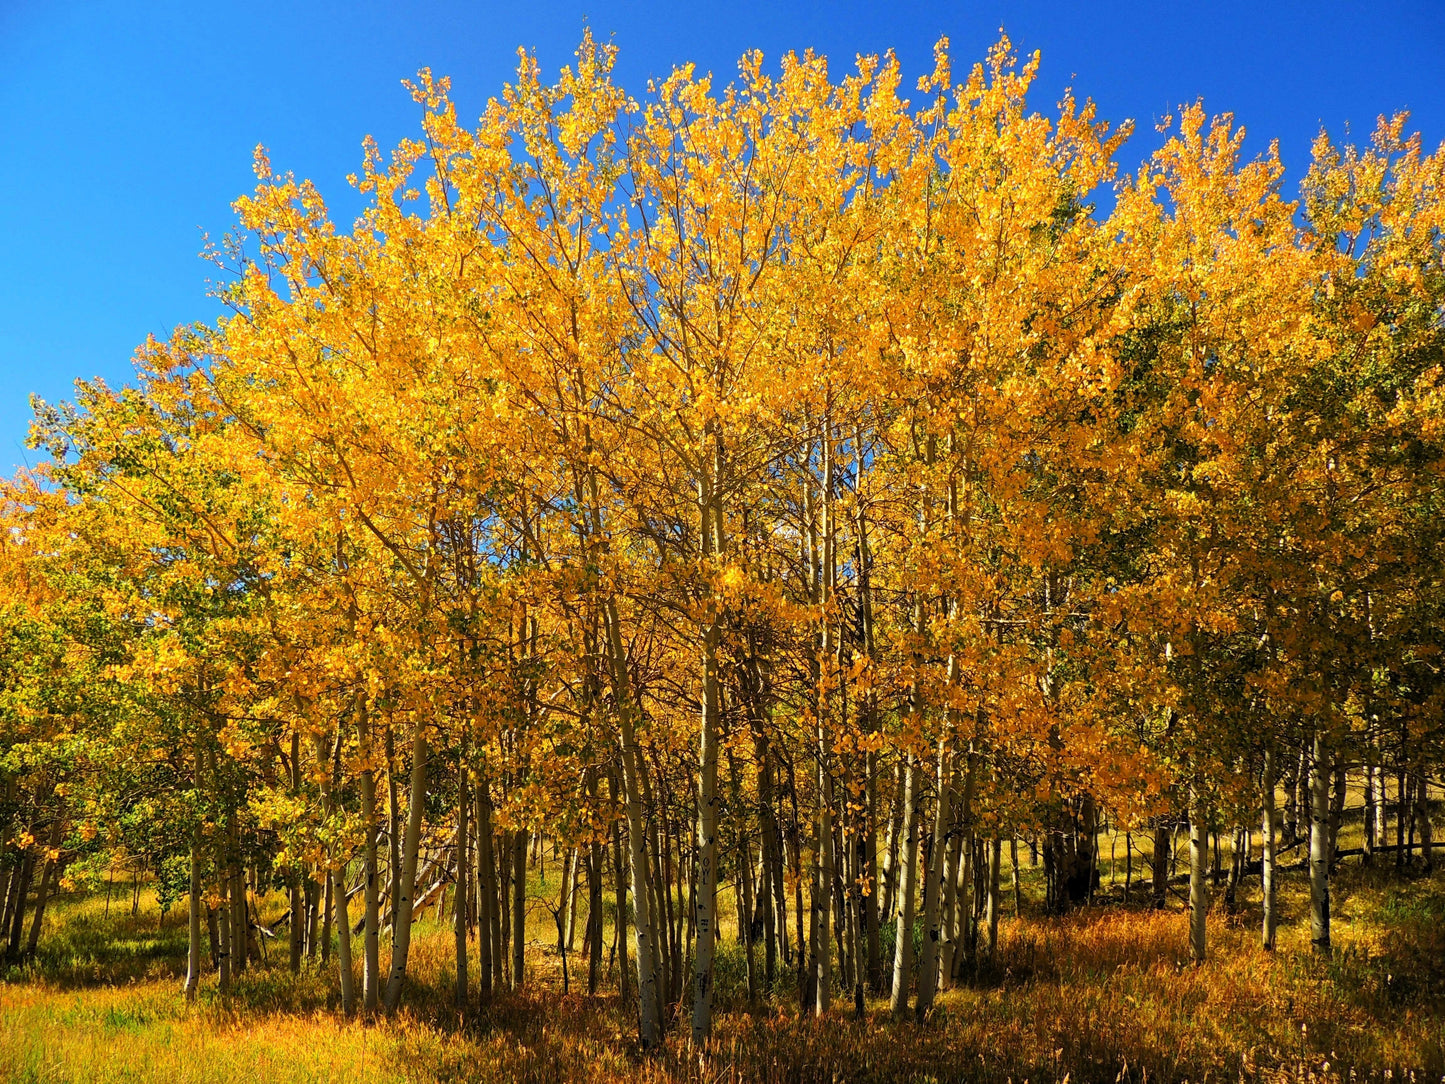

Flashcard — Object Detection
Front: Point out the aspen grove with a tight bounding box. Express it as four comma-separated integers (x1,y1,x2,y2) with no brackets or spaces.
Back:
2,33,1443,1056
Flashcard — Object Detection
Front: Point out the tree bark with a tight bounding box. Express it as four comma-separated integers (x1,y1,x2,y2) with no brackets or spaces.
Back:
890,749,920,1019
984,837,1002,959
916,741,953,1017
24,843,58,960
217,873,231,995
289,732,304,973
1261,748,1277,951
812,758,833,1017
454,744,469,1011
1327,757,1347,866
334,860,356,1013
185,838,203,1000
321,870,333,964
603,597,662,1045
607,770,631,1005
1151,823,1170,911
382,728,429,1011
386,726,402,925
1420,777,1435,872
881,758,904,926
587,837,604,995
1309,731,1331,955
476,782,497,1005
4,848,34,959
511,827,528,988
359,709,382,1011
1188,781,1207,964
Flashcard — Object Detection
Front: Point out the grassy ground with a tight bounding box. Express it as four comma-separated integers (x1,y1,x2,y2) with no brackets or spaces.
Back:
2,843,1442,1083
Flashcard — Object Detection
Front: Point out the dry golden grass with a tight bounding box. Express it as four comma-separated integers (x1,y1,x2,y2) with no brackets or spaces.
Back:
2,856,1442,1083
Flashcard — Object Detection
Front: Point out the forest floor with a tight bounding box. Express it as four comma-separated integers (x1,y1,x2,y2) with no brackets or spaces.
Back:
1,841,1442,1084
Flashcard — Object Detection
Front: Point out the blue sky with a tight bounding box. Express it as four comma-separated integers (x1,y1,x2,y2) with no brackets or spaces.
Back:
1,0,1441,471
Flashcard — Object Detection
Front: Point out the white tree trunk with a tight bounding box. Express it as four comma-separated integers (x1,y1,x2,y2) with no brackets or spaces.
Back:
383,729,429,1011
915,741,952,1017
1188,781,1208,964
1261,748,1277,950
1309,730,1331,955
334,861,355,1013
184,838,202,1000
890,751,920,1019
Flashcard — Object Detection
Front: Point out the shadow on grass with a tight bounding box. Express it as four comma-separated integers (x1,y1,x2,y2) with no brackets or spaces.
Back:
8,868,1445,1083
5,898,188,987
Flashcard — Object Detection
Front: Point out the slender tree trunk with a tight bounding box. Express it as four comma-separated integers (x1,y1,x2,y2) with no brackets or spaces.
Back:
5,848,34,959
227,806,246,974
454,745,469,1011
334,860,356,1013
289,732,304,973
1224,825,1243,911
1397,758,1407,869
916,742,952,1017
1376,762,1386,854
0,793,20,942
1188,781,1207,964
1,855,23,950
386,726,402,923
321,865,333,964
852,440,884,997
1297,746,1312,844
185,838,203,1000
790,816,806,1000
863,753,882,994
476,783,496,1006
1363,761,1377,864
1261,748,1277,950
754,727,781,987
812,759,833,1017
217,873,231,995
1010,837,1022,917
315,729,353,1012
557,847,575,955
1151,823,1170,911
985,838,1001,959
588,838,604,995
1328,757,1346,866
603,597,662,1046
881,758,904,925
359,713,381,1012
24,852,56,959
691,428,727,1045
564,848,581,951
185,749,204,999
382,729,429,1011
890,750,920,1019
939,816,962,986
1407,774,1418,861
663,829,679,1003
727,751,757,1004
1419,778,1434,872
608,770,631,1005
1309,731,1331,955
511,827,528,988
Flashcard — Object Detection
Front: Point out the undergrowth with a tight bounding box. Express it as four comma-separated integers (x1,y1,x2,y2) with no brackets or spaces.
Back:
2,859,1442,1083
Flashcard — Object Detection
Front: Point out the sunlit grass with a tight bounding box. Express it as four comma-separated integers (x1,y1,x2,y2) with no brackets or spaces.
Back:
2,853,1441,1083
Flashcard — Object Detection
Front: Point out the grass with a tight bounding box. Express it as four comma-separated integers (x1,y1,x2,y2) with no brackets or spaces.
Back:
2,846,1442,1083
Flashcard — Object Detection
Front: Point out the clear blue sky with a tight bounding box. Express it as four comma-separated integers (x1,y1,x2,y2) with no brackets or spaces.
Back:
2,0,1442,471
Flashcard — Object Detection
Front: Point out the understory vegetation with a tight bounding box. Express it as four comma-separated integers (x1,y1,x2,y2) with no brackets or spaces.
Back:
3,831,1443,1083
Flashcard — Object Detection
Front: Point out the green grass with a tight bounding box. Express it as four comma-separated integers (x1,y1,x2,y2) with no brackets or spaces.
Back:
2,846,1443,1083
